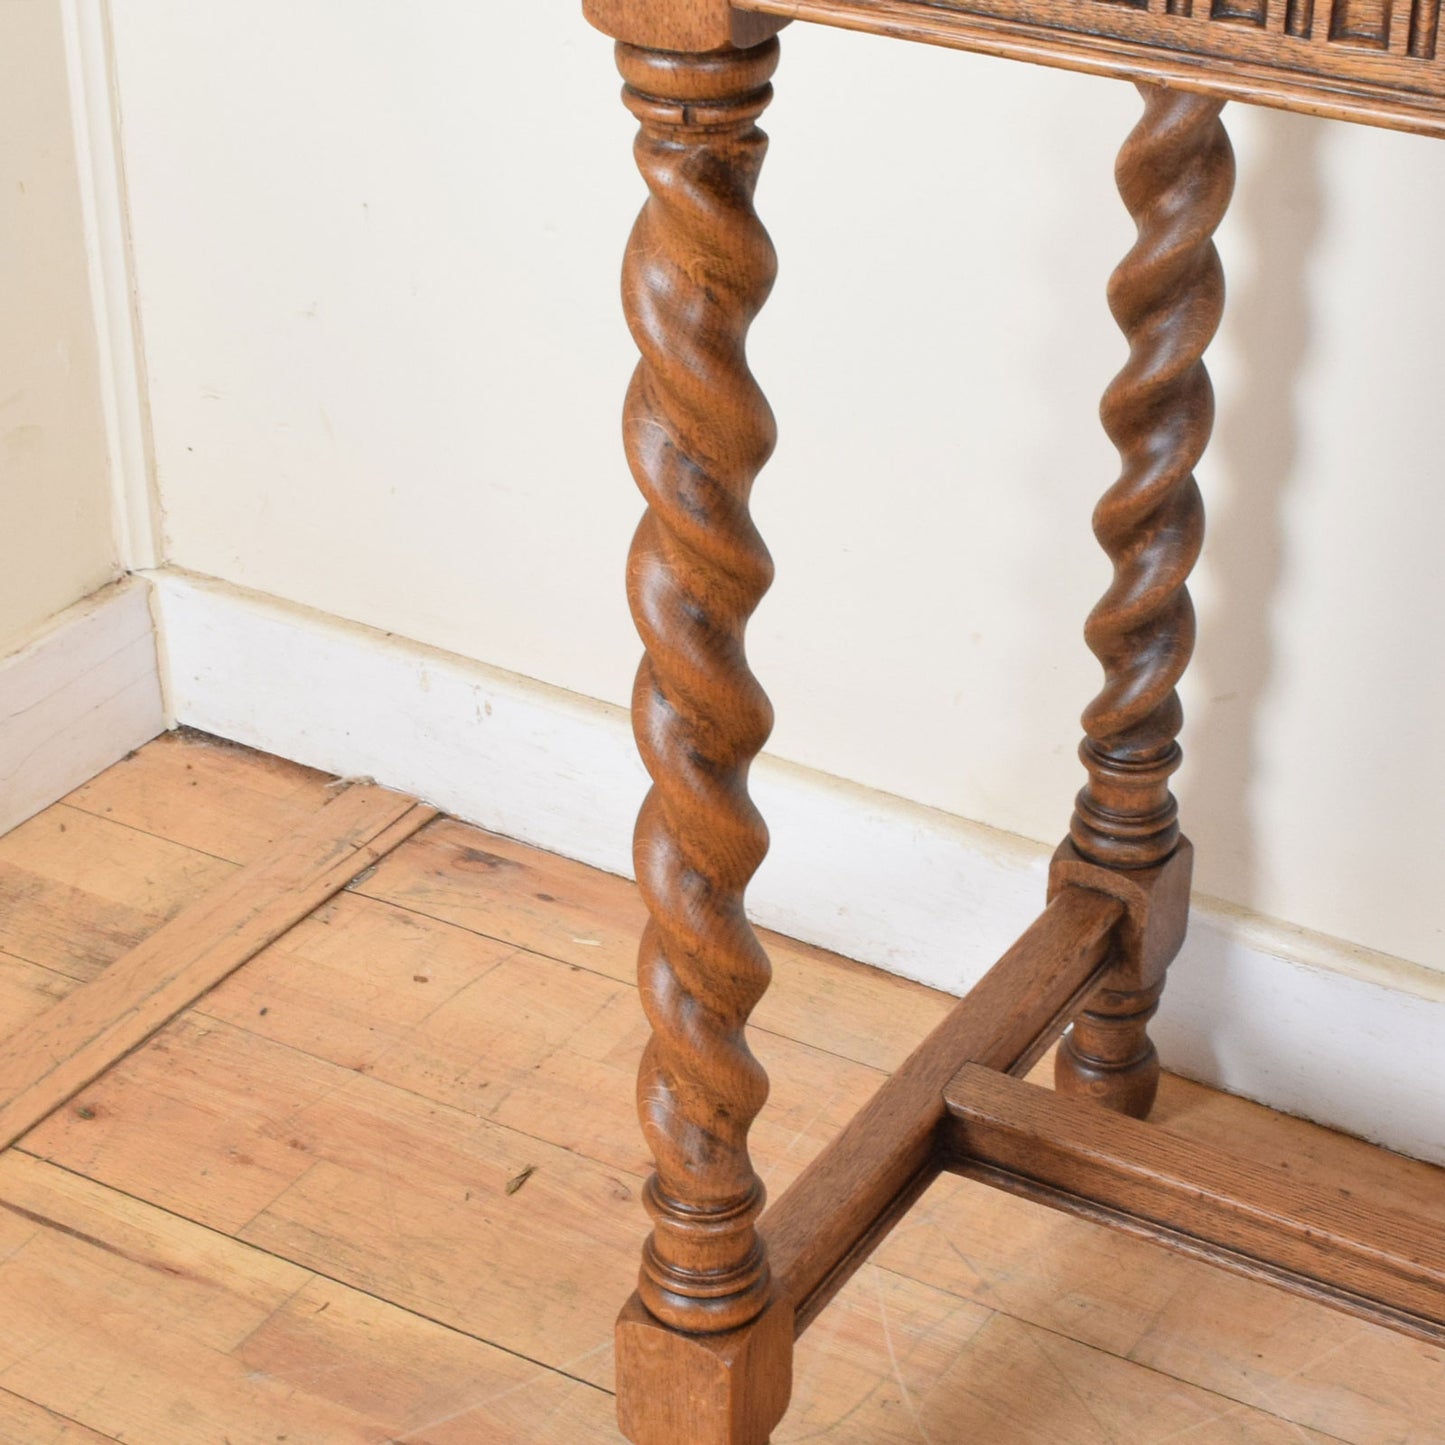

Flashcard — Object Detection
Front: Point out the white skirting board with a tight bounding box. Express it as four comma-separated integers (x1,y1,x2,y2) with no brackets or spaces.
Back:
0,579,165,837
151,568,1444,1166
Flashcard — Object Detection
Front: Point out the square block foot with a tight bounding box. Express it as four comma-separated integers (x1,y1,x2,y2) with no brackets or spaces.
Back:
616,1292,794,1445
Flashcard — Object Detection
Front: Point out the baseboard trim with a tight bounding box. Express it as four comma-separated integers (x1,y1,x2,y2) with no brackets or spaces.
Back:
0,579,166,836
150,569,1443,1165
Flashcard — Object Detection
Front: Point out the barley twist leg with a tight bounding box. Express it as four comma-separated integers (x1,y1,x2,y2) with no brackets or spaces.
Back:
620,38,780,1336
1058,84,1235,1117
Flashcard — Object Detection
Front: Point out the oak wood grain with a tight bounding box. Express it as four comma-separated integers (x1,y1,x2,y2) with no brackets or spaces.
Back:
944,1064,1445,1342
762,886,1122,1329
587,0,786,47
618,36,786,1341
1052,83,1232,1119
580,11,1445,1429
740,0,1445,135
1070,88,1230,876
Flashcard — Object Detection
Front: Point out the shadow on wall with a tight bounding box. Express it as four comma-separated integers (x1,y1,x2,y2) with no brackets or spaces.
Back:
1181,107,1324,925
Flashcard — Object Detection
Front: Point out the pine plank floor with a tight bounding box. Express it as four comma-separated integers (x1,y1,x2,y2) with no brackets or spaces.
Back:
0,729,1439,1443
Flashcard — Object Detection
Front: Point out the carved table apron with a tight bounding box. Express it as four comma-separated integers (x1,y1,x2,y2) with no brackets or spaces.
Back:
581,2,1445,1440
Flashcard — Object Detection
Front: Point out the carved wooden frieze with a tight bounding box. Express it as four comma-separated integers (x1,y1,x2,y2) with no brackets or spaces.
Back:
743,0,1445,133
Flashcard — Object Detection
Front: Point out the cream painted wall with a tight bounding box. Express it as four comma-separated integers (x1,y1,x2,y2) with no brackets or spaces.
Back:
107,3,1445,971
0,1,119,651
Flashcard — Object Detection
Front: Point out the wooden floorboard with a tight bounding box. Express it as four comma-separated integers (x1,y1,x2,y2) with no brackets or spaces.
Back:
0,1386,121,1444
0,953,74,1036
0,805,235,983
0,731,1441,1442
0,782,435,1150
349,817,958,1075
0,1150,615,1443
63,726,338,865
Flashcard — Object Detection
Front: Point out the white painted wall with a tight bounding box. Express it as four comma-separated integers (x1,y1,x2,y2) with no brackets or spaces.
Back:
106,3,1445,973
154,570,1445,1163
0,1,120,652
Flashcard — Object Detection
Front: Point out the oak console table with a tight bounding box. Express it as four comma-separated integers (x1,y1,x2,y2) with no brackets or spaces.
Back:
581,1,1445,1439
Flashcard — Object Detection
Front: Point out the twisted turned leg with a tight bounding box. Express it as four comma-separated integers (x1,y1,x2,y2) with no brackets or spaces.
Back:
1055,84,1235,1118
612,37,793,1445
